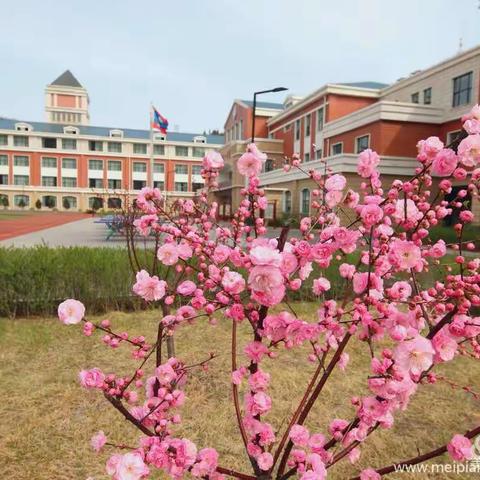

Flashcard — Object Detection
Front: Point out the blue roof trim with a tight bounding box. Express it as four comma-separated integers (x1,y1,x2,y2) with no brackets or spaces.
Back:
241,100,284,110
338,81,389,89
0,118,224,144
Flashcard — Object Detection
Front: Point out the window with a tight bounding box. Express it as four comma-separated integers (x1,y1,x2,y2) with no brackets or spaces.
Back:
108,179,122,189
194,136,206,143
0,155,7,166
317,108,324,131
42,196,57,208
192,165,202,175
133,180,146,190
42,157,57,168
89,178,104,188
63,126,79,135
108,160,122,171
423,87,432,105
89,159,103,170
154,163,165,173
316,148,323,160
0,134,7,146
301,189,310,215
331,143,343,155
62,196,77,209
13,136,28,147
192,147,205,158
133,143,147,154
295,120,301,141
42,137,57,149
0,174,8,185
304,153,310,163
411,92,419,104
15,123,31,132
62,138,77,150
453,72,473,107
14,156,29,167
89,197,104,209
175,164,188,175
42,176,57,187
175,146,188,157
305,115,311,137
356,135,370,153
153,181,165,189
154,144,165,155
14,195,29,207
192,182,203,192
108,197,122,209
14,175,29,185
89,140,103,152
175,182,188,191
153,133,166,141
133,162,147,172
447,130,462,145
62,158,76,169
264,159,275,172
108,142,122,153
62,177,77,187
109,130,123,138
284,191,292,214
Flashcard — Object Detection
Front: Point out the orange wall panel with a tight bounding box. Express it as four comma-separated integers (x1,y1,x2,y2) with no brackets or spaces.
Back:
57,94,77,108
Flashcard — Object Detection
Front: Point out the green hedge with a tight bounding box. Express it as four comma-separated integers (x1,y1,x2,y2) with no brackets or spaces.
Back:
0,246,139,318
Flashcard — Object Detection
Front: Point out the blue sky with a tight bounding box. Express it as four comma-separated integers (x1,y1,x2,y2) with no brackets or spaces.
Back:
1,0,479,133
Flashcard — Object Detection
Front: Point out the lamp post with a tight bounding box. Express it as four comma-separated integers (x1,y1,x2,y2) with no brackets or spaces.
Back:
251,87,288,143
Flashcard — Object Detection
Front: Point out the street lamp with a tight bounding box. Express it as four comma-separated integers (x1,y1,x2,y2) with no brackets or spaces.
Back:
251,87,288,143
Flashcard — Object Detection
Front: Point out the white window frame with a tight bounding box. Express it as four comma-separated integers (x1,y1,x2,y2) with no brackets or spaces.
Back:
63,126,79,135
193,135,206,144
446,130,462,145
109,129,124,138
15,122,32,132
283,190,292,214
300,188,310,215
355,134,370,154
330,142,343,156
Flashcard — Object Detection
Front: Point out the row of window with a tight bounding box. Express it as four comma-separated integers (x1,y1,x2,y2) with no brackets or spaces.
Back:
1,194,122,209
281,189,310,215
0,134,208,157
0,155,203,175
294,107,325,141
410,71,473,108
226,120,243,143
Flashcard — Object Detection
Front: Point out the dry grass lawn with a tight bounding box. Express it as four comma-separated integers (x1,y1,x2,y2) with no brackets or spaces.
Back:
1,304,479,479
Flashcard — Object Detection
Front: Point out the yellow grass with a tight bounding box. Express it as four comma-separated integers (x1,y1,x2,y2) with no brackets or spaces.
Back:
1,304,479,479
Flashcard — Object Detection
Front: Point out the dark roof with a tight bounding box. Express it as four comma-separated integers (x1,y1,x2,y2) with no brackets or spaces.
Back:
50,70,83,88
0,117,224,144
241,100,284,110
338,81,389,89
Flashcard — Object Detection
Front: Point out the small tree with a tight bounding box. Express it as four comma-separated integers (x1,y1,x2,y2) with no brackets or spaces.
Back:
0,195,8,209
35,199,42,210
92,197,103,213
63,197,71,210
17,198,26,209
45,196,56,209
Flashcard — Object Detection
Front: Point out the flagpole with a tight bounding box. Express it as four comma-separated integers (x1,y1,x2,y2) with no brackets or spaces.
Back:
149,102,154,189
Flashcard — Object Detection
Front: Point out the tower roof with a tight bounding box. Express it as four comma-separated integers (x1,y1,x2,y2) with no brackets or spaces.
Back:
50,70,83,88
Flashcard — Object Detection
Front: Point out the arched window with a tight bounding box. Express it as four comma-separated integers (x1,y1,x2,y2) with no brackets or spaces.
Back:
108,197,122,209
42,195,57,208
301,188,310,215
89,196,104,210
283,191,292,214
265,159,274,172
14,195,29,208
62,196,77,209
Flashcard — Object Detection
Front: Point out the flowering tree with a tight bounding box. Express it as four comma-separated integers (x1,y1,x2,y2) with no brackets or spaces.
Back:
58,105,480,480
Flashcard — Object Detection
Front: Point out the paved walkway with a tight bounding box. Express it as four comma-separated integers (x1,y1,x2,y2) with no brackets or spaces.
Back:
0,211,88,241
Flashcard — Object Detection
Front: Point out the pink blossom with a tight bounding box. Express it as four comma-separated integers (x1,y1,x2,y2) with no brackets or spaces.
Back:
79,368,105,389
325,174,346,191
247,143,268,163
458,134,480,167
203,151,224,169
389,281,412,301
447,434,474,461
244,341,270,363
133,270,167,301
393,335,434,376
248,369,271,391
339,263,355,279
313,278,331,295
360,203,383,227
222,271,246,294
388,240,422,271
257,452,274,471
353,272,383,298
178,241,193,260
156,362,177,385
392,198,422,224
429,240,446,258
247,391,272,415
360,468,381,480
248,265,285,306
58,299,85,325
213,244,231,263
108,452,149,480
191,448,219,477
177,280,197,296
91,431,107,452
431,149,458,176
357,149,380,178
463,104,480,134
417,136,444,161
238,152,263,177
136,187,162,213
250,245,282,267
289,425,310,446
157,243,179,266
432,328,458,362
